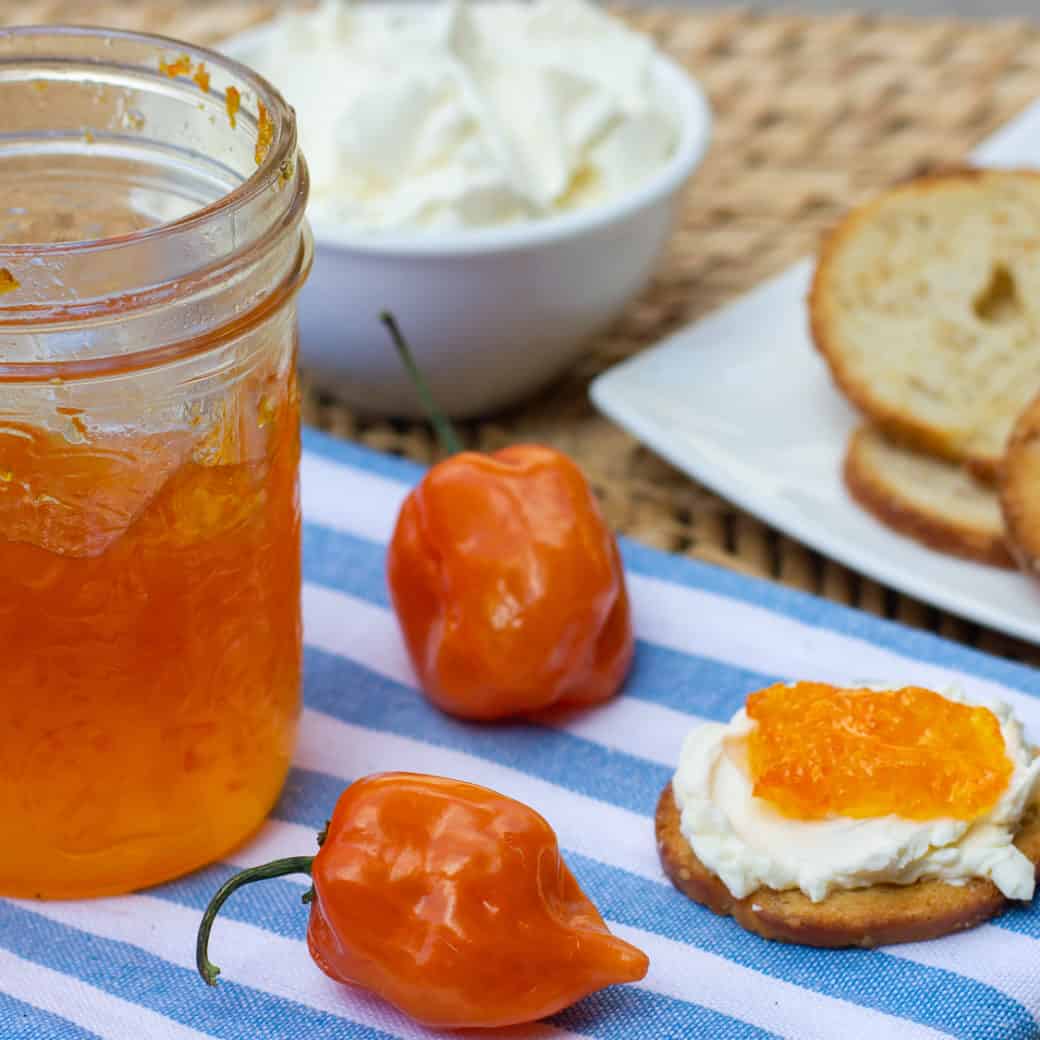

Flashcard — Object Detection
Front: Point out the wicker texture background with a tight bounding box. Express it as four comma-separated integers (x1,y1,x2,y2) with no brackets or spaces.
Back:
8,2,1040,662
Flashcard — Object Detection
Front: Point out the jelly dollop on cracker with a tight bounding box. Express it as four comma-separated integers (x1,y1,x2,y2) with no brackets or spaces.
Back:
745,682,1012,821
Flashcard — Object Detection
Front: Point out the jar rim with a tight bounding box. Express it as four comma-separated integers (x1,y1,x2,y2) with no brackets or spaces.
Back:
0,24,311,380
0,24,298,262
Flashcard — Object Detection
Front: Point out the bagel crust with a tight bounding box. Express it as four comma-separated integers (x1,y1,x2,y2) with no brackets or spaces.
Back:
844,425,1014,569
1001,393,1040,576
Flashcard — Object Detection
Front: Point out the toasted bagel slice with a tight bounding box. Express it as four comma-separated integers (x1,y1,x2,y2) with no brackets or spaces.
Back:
845,424,1014,568
1001,393,1040,575
811,168,1040,480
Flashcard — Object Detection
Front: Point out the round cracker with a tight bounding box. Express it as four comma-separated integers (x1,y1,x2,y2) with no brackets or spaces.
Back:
656,784,1040,948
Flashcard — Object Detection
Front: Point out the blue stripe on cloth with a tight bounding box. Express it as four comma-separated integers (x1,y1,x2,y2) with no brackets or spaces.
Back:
265,765,1035,1040
304,523,390,604
551,988,778,1040
303,647,672,816
0,990,100,1040
160,862,310,942
990,903,1040,941
622,641,776,719
0,903,398,1040
300,429,1040,700
302,429,427,485
303,522,779,721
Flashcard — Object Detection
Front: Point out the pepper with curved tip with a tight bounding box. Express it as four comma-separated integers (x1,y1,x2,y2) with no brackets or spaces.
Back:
196,773,649,1029
383,315,634,721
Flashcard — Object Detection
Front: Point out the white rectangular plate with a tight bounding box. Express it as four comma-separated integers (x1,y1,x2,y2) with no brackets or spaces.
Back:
591,98,1040,644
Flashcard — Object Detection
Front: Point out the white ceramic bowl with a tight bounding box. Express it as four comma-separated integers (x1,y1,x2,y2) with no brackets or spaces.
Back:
226,34,712,418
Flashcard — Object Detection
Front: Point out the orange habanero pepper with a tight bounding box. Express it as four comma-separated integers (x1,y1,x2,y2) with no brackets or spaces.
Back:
196,773,649,1029
383,316,634,721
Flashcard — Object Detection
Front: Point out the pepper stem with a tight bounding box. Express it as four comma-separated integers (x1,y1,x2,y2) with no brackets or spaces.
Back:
380,312,462,456
196,856,315,986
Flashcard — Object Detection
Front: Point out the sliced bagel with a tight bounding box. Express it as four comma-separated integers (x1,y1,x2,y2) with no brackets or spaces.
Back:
656,783,1040,948
1001,393,1040,574
845,424,1014,568
811,168,1040,480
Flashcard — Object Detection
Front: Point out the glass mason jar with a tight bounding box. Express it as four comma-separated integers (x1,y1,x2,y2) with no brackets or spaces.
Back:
0,27,312,898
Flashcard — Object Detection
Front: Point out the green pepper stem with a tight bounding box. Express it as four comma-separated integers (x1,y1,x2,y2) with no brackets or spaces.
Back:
380,312,462,456
196,856,315,986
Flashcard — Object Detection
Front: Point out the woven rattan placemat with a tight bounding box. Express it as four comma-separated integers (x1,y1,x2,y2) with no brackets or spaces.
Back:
10,1,1040,663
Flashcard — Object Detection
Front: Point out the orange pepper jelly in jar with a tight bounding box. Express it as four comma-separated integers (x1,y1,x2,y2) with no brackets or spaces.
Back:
0,27,312,898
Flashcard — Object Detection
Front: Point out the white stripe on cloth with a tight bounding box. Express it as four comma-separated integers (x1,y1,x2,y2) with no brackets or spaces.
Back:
300,450,1040,739
10,897,583,1040
13,887,946,1040
0,947,213,1040
302,452,408,544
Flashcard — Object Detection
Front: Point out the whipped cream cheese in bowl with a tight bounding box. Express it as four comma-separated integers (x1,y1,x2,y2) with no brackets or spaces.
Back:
223,0,710,416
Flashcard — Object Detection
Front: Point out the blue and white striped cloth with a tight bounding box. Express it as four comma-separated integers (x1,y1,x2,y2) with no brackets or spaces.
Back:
5,427,1040,1040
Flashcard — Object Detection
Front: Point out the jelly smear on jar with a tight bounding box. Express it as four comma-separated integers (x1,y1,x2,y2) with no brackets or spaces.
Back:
0,379,302,899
